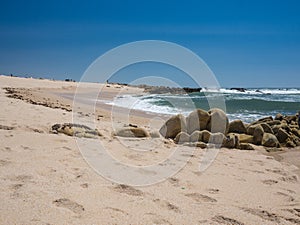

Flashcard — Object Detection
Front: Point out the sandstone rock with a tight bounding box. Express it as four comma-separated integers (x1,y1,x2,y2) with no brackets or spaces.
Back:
210,132,225,145
174,132,190,144
186,109,210,134
276,128,290,143
286,140,296,148
237,134,254,144
195,142,207,148
190,130,202,142
291,128,300,138
207,108,229,134
266,120,281,126
238,143,255,150
275,113,284,121
251,116,273,125
284,115,297,124
247,124,261,135
253,125,264,145
228,120,247,134
260,123,273,134
222,133,238,148
202,130,211,143
159,114,186,139
262,133,279,147
51,123,101,139
114,127,150,138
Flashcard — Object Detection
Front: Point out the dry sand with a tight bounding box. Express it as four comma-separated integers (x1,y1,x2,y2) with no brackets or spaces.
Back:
0,75,300,224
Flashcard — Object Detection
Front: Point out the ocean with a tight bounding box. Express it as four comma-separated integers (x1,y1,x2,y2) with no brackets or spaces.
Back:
108,88,300,123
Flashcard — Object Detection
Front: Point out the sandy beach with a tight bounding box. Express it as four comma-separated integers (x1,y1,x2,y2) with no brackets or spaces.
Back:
1,75,300,225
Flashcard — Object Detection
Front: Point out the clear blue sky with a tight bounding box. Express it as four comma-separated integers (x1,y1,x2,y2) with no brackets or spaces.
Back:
1,0,300,87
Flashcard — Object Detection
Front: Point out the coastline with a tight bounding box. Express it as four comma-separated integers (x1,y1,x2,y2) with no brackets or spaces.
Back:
1,75,300,224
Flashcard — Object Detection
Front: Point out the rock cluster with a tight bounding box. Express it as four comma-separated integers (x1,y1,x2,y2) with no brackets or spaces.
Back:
159,109,300,149
51,123,101,138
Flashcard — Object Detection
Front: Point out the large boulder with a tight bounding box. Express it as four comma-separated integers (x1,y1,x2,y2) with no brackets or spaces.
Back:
260,123,273,134
190,130,202,142
202,130,212,143
253,125,264,145
247,124,261,135
237,134,254,144
222,133,239,148
159,114,187,139
262,133,279,147
228,120,247,134
186,109,210,134
207,108,229,134
114,127,150,138
174,132,190,144
210,132,225,145
276,128,290,143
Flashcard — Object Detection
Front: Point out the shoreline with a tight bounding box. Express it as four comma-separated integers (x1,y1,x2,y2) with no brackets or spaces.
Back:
1,75,300,224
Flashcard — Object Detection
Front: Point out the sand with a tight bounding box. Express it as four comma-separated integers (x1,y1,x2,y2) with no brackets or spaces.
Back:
0,75,300,224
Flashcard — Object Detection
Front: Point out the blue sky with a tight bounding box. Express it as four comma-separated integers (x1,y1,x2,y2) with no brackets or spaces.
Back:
0,0,300,87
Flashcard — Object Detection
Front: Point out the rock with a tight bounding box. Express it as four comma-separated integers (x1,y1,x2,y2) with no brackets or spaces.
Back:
51,123,101,139
207,108,229,134
272,123,288,134
291,128,300,138
230,87,246,92
174,132,190,144
228,120,247,134
286,140,296,148
195,142,207,148
283,115,297,124
262,133,279,147
149,130,161,138
260,123,273,134
159,114,187,139
275,113,284,121
186,109,210,134
247,124,261,135
276,128,290,143
202,130,212,143
222,133,238,148
251,116,273,125
237,134,254,144
238,143,255,150
190,130,202,142
253,125,264,145
114,127,150,138
210,132,225,145
266,120,281,126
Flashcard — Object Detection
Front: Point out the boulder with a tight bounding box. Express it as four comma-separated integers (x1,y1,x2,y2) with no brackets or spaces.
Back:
262,133,279,147
228,120,247,134
159,114,187,139
253,125,264,145
286,140,296,148
210,132,225,145
195,142,208,148
222,133,238,148
238,143,255,150
283,115,297,124
275,113,284,121
149,130,161,138
237,134,254,144
260,123,273,134
190,130,202,142
186,109,210,134
291,128,300,138
251,116,273,125
51,123,101,139
267,120,281,126
247,124,261,135
174,132,190,144
114,127,150,138
276,128,290,143
201,130,212,143
207,108,229,134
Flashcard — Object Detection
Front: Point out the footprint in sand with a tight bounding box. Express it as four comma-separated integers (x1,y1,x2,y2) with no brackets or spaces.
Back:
241,208,281,223
207,188,220,194
113,184,144,196
185,193,217,203
0,159,11,166
276,192,295,202
279,175,298,183
211,215,244,225
53,198,85,214
262,179,278,185
153,199,181,213
104,207,129,215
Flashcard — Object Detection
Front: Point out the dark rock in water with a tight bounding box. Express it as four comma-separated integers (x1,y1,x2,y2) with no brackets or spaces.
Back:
182,87,201,93
51,123,101,138
114,127,150,138
230,88,246,92
174,132,190,144
207,108,229,134
186,109,210,134
139,85,201,94
255,89,263,93
159,114,187,139
228,120,247,134
262,133,279,147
